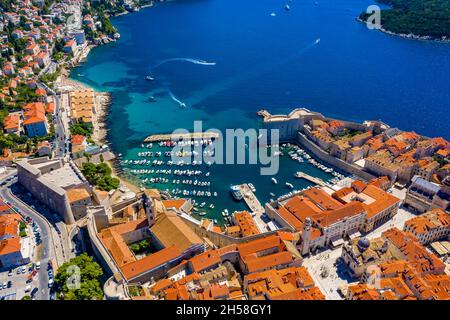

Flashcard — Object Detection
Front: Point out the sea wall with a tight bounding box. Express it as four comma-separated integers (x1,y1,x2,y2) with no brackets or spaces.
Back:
296,132,376,181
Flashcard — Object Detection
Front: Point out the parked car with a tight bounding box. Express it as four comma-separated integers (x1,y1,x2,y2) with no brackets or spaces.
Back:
30,288,38,297
21,266,27,274
35,262,41,270
8,270,12,277
7,281,11,288
2,282,7,289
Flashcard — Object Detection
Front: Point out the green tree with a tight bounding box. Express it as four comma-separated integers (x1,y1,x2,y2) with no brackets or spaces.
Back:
55,253,104,300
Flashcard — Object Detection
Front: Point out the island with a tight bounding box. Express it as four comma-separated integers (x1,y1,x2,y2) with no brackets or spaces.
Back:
359,0,450,40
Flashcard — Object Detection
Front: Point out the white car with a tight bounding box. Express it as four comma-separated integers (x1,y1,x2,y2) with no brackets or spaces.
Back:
21,266,27,274
2,282,7,289
35,262,41,270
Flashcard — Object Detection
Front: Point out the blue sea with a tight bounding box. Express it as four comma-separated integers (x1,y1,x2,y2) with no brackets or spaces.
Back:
71,0,450,221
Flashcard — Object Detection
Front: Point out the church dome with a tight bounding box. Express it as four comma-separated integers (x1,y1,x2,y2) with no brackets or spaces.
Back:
357,237,371,251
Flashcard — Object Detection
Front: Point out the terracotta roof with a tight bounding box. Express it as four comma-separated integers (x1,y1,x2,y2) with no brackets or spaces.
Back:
23,102,46,125
188,250,221,273
71,134,86,146
245,251,293,273
303,188,343,211
3,113,20,130
121,245,181,281
0,237,21,256
161,199,187,210
150,207,203,252
237,235,284,258
66,187,90,203
234,211,260,237
313,201,365,228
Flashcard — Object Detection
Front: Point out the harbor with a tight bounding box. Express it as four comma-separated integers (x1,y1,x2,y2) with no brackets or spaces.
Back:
144,132,220,143
116,136,350,226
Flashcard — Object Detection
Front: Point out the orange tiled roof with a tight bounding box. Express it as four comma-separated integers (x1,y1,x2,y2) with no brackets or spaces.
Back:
71,134,86,146
234,211,260,237
245,251,293,273
66,187,90,203
188,250,221,273
0,237,21,256
3,113,20,130
23,102,46,125
303,188,343,211
121,245,181,281
237,235,284,258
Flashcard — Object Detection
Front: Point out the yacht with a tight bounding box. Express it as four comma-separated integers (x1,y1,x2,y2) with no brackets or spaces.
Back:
248,183,256,192
230,185,243,200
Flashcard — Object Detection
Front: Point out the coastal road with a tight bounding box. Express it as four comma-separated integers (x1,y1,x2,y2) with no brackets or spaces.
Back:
0,171,73,299
0,171,51,300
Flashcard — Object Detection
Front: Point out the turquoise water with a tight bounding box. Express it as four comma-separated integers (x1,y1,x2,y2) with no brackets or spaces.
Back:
71,0,450,221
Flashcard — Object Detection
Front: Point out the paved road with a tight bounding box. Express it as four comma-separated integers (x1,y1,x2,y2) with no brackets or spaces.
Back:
0,181,52,300
0,171,72,300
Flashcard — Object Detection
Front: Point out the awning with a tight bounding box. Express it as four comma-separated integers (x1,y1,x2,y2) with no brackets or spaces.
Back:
349,231,362,240
331,238,345,247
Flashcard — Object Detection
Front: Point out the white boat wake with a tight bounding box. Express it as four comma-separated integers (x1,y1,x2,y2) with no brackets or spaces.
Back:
168,89,186,108
151,58,217,71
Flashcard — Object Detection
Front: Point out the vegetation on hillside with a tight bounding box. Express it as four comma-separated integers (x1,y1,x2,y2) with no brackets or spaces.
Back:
360,0,450,39
55,254,104,300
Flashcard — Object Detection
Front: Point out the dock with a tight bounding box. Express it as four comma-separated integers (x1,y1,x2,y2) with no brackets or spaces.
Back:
295,172,327,187
144,132,220,143
235,183,270,233
238,184,265,216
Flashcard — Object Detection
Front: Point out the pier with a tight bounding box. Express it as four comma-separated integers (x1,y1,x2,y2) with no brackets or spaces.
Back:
237,184,269,233
295,172,327,187
144,132,220,142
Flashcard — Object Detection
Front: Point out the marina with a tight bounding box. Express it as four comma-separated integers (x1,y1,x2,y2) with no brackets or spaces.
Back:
144,132,220,143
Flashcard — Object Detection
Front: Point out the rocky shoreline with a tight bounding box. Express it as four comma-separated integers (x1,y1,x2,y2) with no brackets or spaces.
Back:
356,17,450,43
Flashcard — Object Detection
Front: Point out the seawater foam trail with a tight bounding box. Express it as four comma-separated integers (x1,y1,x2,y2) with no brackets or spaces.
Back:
151,58,217,71
168,89,186,108
185,38,322,107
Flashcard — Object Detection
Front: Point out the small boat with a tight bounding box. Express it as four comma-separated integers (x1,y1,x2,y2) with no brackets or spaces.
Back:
230,185,243,200
248,183,256,192
199,212,207,216
271,177,278,184
146,75,155,81
285,4,291,11
148,96,156,103
179,102,187,108
286,182,294,189
270,192,276,197
270,12,277,17
315,38,321,44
